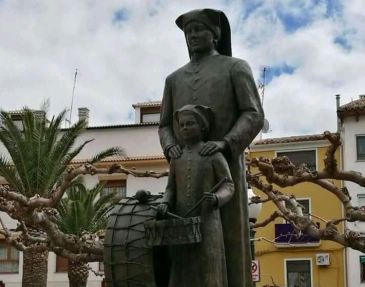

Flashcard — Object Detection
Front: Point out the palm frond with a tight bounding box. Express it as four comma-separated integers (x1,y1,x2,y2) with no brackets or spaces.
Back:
88,147,125,164
0,110,33,195
0,156,24,193
56,181,116,236
38,119,88,195
0,109,89,197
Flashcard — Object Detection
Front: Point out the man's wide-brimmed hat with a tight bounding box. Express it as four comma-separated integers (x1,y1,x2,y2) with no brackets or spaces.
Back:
175,8,232,57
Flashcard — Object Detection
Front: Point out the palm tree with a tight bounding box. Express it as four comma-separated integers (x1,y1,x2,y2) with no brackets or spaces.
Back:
0,109,121,286
56,180,116,287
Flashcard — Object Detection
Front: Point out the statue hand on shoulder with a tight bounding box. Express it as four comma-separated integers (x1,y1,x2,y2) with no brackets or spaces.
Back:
199,141,227,156
168,145,182,159
203,192,218,208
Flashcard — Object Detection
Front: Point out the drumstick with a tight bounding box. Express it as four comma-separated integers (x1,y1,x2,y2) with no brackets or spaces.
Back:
183,177,228,217
134,190,183,219
150,205,183,219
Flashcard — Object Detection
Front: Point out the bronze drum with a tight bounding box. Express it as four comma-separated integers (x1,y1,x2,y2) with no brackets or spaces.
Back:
144,216,202,246
104,195,169,287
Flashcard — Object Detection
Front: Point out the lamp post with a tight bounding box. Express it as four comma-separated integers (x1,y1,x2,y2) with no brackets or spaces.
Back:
248,185,262,287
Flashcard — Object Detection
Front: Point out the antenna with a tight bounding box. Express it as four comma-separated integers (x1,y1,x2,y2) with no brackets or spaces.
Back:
259,67,267,106
257,67,271,136
67,68,78,127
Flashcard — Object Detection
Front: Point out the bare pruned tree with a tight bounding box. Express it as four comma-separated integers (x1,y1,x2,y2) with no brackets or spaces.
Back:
247,131,365,252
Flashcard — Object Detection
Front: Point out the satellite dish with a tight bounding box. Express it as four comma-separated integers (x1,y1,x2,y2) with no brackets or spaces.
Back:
262,118,270,133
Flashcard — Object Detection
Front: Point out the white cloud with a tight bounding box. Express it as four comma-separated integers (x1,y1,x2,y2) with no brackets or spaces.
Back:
0,0,364,138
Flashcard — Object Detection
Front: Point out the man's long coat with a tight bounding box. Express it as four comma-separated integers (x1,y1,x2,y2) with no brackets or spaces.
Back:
159,53,264,287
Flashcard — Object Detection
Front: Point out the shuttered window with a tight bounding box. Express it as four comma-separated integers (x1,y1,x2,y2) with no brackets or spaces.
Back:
0,241,19,273
277,150,316,171
360,256,365,282
286,259,311,287
357,136,365,160
101,180,126,199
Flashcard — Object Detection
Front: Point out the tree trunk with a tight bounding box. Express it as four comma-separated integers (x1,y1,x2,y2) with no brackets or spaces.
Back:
68,260,89,287
22,247,48,287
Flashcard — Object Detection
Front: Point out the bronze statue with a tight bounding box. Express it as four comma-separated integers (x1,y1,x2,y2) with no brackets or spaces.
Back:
158,105,234,286
158,9,264,287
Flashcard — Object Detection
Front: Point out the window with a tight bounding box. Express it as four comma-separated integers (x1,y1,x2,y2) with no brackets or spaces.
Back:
0,241,19,273
283,198,310,220
277,150,316,171
142,113,160,123
360,256,365,282
297,199,310,218
102,180,126,199
357,136,365,160
286,259,312,287
140,106,161,123
357,194,365,207
55,255,68,272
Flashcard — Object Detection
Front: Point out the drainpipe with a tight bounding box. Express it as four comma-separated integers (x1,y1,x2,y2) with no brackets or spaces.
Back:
336,93,348,286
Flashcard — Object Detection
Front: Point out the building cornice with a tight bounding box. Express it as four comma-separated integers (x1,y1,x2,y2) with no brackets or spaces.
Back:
71,155,167,166
61,122,159,131
132,101,161,108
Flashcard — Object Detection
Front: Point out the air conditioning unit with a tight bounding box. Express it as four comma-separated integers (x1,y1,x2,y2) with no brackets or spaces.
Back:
316,253,330,266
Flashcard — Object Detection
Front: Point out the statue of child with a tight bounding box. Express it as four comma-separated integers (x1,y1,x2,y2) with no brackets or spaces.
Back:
158,104,234,287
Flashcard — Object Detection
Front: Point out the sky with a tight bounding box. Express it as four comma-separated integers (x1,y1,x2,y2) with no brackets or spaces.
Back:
0,0,364,138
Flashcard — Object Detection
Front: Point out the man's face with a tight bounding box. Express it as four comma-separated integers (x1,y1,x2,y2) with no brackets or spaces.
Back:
184,21,215,54
178,112,202,143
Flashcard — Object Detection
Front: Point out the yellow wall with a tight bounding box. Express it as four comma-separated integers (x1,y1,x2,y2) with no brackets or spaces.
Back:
249,145,345,287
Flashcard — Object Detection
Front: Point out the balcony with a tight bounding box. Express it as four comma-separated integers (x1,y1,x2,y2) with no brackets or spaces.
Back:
274,223,320,247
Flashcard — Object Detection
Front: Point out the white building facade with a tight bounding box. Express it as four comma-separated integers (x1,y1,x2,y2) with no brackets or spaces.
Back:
0,103,167,286
338,95,365,287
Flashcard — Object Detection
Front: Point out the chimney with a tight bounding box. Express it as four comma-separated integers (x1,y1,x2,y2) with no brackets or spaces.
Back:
335,94,341,132
78,107,89,126
33,110,46,121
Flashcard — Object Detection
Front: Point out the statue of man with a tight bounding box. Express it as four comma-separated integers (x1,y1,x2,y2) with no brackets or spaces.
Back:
159,8,264,287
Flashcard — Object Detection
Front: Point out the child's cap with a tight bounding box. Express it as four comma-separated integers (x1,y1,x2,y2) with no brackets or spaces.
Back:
174,104,214,132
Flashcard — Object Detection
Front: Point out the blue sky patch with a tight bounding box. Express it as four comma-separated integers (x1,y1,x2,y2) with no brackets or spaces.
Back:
334,35,352,51
261,64,296,85
276,9,312,33
325,0,343,17
113,8,129,24
241,1,263,20
274,0,343,33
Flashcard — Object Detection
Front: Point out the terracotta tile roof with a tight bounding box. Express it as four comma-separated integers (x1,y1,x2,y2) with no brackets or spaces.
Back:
337,96,365,119
72,154,166,164
61,122,159,131
123,155,166,162
2,109,43,116
5,109,28,115
4,109,42,115
254,134,331,145
132,101,161,108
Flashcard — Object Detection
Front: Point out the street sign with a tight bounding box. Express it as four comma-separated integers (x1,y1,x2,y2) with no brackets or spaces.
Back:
252,260,260,282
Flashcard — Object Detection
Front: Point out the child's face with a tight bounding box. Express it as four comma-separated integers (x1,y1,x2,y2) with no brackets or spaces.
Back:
178,111,202,143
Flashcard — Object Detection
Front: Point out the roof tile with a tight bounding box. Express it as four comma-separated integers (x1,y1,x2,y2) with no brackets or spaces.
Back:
254,134,329,145
338,96,365,118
